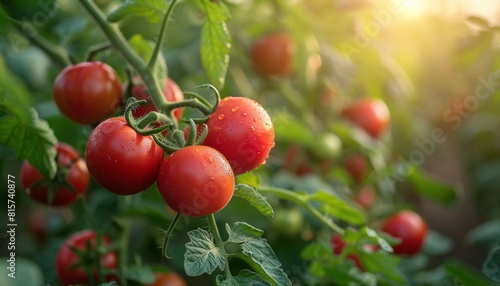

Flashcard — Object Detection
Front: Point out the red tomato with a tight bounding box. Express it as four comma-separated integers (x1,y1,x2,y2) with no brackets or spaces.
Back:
331,234,364,270
356,186,376,209
157,145,235,217
381,210,428,255
131,77,184,120
202,97,275,175
53,62,122,124
344,154,367,184
56,230,118,285
86,117,164,195
341,98,390,138
21,143,89,207
147,272,187,286
251,34,294,77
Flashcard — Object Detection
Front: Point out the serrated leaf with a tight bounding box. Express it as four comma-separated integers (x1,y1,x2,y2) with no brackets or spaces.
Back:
234,184,274,218
217,270,270,286
483,245,500,282
184,228,225,276
107,0,168,23
0,102,57,179
226,222,264,244
196,0,231,88
309,191,366,225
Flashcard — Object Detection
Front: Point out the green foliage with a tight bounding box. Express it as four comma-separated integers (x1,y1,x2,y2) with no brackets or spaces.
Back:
107,0,168,23
234,184,274,218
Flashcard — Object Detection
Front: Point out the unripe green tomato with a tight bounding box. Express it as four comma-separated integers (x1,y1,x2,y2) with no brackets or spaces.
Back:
270,208,304,238
311,133,342,160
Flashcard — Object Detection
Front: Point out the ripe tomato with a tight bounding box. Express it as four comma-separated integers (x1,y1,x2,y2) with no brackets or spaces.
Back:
131,77,184,120
86,117,164,195
331,234,364,270
381,210,427,255
356,186,376,209
147,272,187,286
341,98,390,138
157,145,235,217
53,62,122,125
203,97,275,175
251,34,294,77
21,143,89,207
56,230,118,285
344,154,367,184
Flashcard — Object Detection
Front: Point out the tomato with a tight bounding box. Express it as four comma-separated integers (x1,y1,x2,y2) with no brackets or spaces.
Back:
344,154,367,184
21,143,89,207
341,98,390,138
28,208,71,241
251,34,294,77
86,117,164,195
56,230,118,285
282,145,313,176
381,210,427,255
131,77,184,120
356,186,376,209
157,145,235,217
331,234,364,270
147,272,187,286
53,62,122,125
202,97,275,175
270,208,304,238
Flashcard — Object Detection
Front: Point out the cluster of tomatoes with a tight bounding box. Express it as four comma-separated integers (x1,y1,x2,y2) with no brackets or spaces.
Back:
20,57,275,284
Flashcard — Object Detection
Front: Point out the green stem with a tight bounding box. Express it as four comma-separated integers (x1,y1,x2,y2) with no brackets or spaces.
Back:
147,0,179,70
11,21,70,68
78,0,168,113
161,213,182,261
257,186,345,235
207,214,233,279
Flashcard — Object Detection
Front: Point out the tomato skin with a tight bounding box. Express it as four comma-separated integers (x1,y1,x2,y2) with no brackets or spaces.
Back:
147,272,187,286
356,186,376,209
341,98,390,138
157,145,235,217
203,97,275,175
86,117,164,195
381,210,427,255
53,62,122,125
21,143,89,207
344,154,367,184
56,230,118,286
251,34,293,77
132,77,184,120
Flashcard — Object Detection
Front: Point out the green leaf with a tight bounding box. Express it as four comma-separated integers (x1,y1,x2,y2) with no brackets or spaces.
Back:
128,34,167,82
226,223,291,286
444,259,493,286
235,172,260,186
107,0,168,23
217,270,270,286
272,111,315,147
234,184,274,218
122,265,155,284
359,227,393,253
465,220,500,248
423,230,453,255
405,166,458,206
195,0,231,88
466,16,490,29
184,228,225,276
360,250,404,283
0,258,44,286
309,191,366,225
483,245,500,283
0,101,57,179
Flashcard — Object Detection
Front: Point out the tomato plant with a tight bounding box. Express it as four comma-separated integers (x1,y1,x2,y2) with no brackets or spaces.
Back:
56,230,118,285
53,62,122,125
341,98,390,139
131,77,184,120
331,234,364,270
20,143,89,207
157,145,234,217
251,33,294,77
381,210,428,256
202,96,275,175
343,154,368,184
86,117,164,195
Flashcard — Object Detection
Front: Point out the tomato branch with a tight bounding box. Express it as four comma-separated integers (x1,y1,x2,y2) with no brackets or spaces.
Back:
207,214,233,280
257,186,345,235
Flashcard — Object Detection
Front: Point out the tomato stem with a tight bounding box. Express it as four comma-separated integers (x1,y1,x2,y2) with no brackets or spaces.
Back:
161,212,182,262
207,214,233,279
147,0,180,71
257,186,345,235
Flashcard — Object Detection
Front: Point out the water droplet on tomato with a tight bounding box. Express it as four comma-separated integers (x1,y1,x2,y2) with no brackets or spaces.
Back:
218,114,225,120
204,153,213,163
213,126,222,131
238,121,243,125
241,111,247,117
253,118,257,122
231,106,239,112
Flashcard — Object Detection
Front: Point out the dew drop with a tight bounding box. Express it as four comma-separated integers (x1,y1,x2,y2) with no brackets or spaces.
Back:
253,118,257,122
204,153,213,164
231,106,239,112
213,126,222,131
218,114,225,120
238,121,243,125
241,111,247,117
